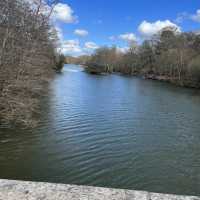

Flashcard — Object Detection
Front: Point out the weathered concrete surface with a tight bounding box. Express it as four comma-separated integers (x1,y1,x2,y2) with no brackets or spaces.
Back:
0,179,199,200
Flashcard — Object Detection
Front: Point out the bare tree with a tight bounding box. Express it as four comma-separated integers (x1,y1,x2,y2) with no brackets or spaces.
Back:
0,0,62,126
86,26,200,88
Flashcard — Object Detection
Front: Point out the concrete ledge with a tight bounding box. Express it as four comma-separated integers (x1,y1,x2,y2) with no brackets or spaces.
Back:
0,179,199,200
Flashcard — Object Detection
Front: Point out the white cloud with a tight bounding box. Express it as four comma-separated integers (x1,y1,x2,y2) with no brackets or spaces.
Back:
138,20,180,37
58,40,99,56
191,9,200,22
52,3,78,23
59,39,82,55
74,29,89,37
23,1,78,23
84,42,99,50
55,26,63,40
116,47,129,53
119,33,137,42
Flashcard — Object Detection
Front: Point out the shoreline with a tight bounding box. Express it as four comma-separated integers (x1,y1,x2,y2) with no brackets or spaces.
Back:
143,74,200,89
83,66,200,89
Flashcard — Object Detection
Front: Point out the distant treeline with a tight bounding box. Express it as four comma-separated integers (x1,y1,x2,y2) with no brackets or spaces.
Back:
85,27,200,88
65,55,91,65
0,0,64,127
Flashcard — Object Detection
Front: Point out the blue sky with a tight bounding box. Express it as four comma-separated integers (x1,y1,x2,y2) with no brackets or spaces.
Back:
52,0,200,56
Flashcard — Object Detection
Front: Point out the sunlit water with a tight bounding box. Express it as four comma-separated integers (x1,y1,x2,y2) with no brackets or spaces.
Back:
1,64,200,195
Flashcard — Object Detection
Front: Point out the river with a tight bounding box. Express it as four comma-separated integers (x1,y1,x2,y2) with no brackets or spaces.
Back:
1,64,200,196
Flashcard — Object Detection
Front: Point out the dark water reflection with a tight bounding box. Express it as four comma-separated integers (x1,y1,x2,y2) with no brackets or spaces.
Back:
1,64,200,195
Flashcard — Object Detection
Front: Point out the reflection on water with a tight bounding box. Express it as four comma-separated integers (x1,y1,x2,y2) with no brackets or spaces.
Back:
1,64,200,196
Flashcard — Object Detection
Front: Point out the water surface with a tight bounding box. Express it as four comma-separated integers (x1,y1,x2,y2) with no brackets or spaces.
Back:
1,64,200,196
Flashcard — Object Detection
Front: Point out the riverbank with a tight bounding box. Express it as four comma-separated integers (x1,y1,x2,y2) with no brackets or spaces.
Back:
0,0,64,127
83,64,200,89
0,179,199,200
143,74,200,89
80,28,200,91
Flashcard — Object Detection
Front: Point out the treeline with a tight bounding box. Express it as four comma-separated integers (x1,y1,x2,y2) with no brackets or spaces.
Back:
0,0,64,127
65,55,91,65
86,27,200,88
